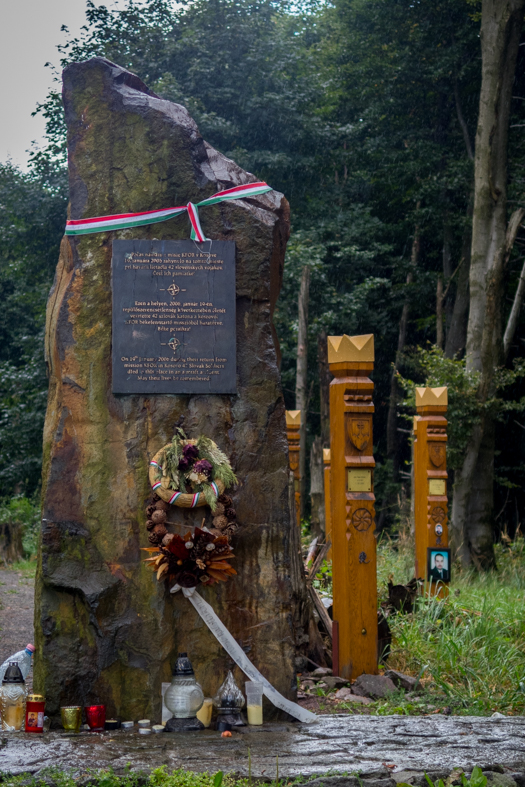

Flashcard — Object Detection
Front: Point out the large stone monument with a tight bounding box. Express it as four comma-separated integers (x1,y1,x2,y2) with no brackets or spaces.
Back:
35,58,306,721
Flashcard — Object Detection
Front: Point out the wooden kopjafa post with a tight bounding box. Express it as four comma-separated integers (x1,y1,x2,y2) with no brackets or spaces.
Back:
286,410,301,528
328,334,378,679
323,448,332,559
414,387,448,592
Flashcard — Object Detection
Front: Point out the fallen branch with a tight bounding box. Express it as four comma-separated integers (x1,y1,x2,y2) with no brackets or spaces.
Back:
308,585,333,638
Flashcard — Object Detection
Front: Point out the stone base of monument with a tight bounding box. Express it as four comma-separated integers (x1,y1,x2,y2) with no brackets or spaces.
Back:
165,716,204,733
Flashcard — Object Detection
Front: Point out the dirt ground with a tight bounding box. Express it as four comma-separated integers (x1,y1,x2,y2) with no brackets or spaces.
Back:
0,564,35,692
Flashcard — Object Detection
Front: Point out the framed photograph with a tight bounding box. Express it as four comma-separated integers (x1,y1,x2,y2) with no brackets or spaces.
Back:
427,547,451,583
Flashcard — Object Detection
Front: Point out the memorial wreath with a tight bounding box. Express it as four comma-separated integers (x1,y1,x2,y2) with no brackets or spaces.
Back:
144,429,238,588
148,429,237,510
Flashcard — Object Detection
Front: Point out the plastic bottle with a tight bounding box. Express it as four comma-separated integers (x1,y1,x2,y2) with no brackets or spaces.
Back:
0,645,35,684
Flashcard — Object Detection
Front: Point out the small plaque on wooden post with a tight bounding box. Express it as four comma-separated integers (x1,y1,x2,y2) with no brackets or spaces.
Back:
428,479,446,496
112,239,236,395
347,469,372,492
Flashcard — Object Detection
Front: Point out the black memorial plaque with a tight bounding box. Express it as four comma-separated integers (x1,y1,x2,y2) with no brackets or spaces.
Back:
111,240,236,394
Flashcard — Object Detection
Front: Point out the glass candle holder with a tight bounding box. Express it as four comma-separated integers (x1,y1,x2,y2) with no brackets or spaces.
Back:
0,663,27,732
61,706,82,733
85,704,106,731
245,682,263,725
213,670,246,728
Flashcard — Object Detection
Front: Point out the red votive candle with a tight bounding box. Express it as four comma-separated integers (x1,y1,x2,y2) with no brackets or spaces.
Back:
25,694,45,733
85,704,106,731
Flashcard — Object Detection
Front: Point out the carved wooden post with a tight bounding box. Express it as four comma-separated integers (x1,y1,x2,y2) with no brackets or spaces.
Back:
323,448,332,559
414,387,448,592
286,410,301,528
328,334,377,679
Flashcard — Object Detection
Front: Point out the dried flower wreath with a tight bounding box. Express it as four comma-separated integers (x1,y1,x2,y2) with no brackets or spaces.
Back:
149,429,237,511
144,431,239,588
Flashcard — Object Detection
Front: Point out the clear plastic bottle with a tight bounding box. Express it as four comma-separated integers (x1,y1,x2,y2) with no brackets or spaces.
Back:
0,663,27,731
0,644,34,683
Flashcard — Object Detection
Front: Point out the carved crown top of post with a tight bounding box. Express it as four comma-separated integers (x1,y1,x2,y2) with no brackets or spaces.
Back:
323,448,331,465
415,386,448,415
285,410,301,427
285,410,301,443
328,335,375,415
327,334,374,376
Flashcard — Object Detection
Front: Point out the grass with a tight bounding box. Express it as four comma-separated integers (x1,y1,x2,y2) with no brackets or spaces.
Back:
0,765,494,787
379,530,525,715
314,527,525,716
9,557,37,577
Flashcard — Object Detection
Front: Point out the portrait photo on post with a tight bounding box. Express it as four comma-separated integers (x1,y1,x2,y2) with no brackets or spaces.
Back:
427,547,451,583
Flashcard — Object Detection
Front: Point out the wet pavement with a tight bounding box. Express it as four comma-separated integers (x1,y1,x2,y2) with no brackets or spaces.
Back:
1,714,525,780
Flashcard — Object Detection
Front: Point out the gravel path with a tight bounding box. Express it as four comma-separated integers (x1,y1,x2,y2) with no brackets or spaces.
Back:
0,565,35,692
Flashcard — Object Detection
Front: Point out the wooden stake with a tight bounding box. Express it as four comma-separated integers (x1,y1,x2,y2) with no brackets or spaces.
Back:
414,387,449,596
286,410,301,528
323,448,332,560
332,620,339,678
328,334,378,679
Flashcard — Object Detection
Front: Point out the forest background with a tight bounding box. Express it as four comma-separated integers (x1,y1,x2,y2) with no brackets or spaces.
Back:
2,0,525,570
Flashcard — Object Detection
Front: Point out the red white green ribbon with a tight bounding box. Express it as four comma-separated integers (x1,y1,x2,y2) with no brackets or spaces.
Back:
65,182,272,242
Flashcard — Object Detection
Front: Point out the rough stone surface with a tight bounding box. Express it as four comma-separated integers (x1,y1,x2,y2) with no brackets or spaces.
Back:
334,688,372,704
352,674,397,699
35,57,303,724
1,716,525,778
384,670,419,693
311,668,332,677
483,773,518,787
323,676,348,689
392,772,450,786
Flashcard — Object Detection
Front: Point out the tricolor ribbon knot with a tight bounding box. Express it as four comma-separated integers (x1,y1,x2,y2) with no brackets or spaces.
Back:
65,182,272,241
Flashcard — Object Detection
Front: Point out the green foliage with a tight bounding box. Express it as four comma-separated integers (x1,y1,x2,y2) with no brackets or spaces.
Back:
0,162,66,497
381,535,525,715
313,532,525,716
0,495,41,557
416,766,487,787
398,346,482,470
4,0,525,533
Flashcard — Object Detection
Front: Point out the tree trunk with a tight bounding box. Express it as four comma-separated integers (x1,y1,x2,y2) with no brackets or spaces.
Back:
318,330,331,447
379,223,419,529
445,195,473,358
309,436,325,539
386,221,420,473
451,0,525,566
442,220,455,332
436,274,444,349
296,266,310,520
444,76,475,360
0,521,24,564
503,208,525,358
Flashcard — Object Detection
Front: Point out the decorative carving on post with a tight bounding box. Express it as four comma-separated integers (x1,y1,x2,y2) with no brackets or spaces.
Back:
286,410,301,528
328,334,377,679
414,387,448,591
323,448,332,559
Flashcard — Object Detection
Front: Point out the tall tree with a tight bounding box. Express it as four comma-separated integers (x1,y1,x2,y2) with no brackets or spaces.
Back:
451,0,525,566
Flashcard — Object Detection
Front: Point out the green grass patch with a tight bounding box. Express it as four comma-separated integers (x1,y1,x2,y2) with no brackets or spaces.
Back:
315,530,525,716
0,765,497,787
9,557,37,577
